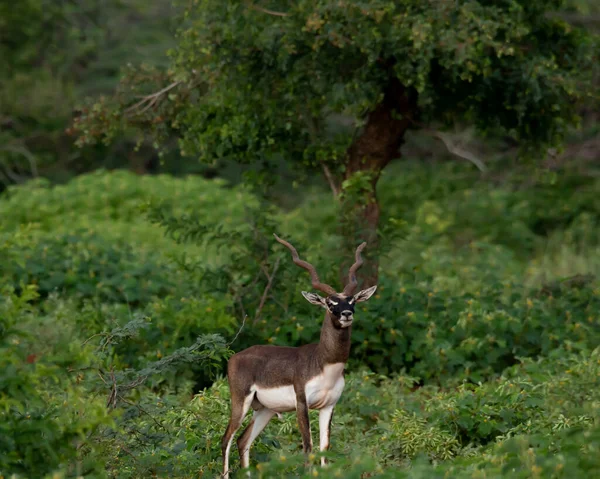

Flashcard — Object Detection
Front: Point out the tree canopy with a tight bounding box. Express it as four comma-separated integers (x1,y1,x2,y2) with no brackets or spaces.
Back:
78,1,597,158
75,0,598,283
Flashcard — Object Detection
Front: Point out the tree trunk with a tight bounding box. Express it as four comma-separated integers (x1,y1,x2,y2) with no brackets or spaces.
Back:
339,78,416,288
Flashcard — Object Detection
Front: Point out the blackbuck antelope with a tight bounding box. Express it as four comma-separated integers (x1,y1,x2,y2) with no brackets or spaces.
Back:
221,234,377,477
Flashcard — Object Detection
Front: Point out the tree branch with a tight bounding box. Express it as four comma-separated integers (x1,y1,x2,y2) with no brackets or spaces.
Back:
411,120,487,172
302,106,341,198
248,4,289,17
228,314,248,346
322,164,341,197
125,81,182,116
118,394,166,431
254,257,281,324
429,130,487,172
0,160,27,184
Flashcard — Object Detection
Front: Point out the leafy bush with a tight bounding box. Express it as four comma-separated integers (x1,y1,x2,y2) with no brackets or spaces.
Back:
88,347,599,478
2,166,600,478
0,170,256,232
0,284,232,478
0,286,112,477
1,229,178,303
246,266,600,383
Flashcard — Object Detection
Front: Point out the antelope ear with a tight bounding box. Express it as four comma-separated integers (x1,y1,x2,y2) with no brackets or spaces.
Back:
301,291,327,308
353,285,377,303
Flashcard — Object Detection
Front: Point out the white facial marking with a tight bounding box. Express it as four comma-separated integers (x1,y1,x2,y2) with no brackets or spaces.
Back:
329,300,338,305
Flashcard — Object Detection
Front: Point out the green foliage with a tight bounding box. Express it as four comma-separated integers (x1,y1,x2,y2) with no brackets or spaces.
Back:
0,284,231,477
86,348,599,477
0,169,255,231
2,0,599,476
0,0,178,188
2,165,600,477
76,0,598,175
0,286,112,477
1,229,177,303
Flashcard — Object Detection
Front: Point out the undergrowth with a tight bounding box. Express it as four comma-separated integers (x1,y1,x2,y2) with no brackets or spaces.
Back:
1,165,599,477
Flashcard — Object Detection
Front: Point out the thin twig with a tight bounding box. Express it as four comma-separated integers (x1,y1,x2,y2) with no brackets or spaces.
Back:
0,160,26,183
118,394,166,431
322,164,341,197
67,366,96,373
97,369,109,387
268,294,288,315
122,374,149,391
82,332,108,346
125,81,182,115
118,445,141,464
98,368,119,409
228,315,248,346
249,4,289,17
302,107,341,198
107,369,118,409
254,257,281,324
236,296,248,321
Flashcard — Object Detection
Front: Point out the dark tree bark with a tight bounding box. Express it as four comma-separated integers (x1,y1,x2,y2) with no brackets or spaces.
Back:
339,78,417,288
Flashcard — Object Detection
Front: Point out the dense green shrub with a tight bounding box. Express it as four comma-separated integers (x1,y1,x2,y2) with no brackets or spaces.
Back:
0,284,232,478
0,170,256,232
1,229,178,303
0,286,112,477
2,167,600,478
379,161,600,255
242,262,600,383
88,347,599,477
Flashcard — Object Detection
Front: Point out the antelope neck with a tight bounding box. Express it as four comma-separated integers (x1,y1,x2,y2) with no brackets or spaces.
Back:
317,310,352,365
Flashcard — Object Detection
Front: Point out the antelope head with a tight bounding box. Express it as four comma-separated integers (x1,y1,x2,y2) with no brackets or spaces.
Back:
273,234,377,329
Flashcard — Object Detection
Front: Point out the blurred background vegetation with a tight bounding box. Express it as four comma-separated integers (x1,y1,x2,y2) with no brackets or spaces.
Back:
1,0,599,478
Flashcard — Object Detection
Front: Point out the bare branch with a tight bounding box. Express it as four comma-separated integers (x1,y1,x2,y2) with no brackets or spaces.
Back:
118,445,141,464
248,4,289,17
254,257,281,324
97,369,118,409
118,394,166,431
429,130,487,172
304,109,342,198
410,120,486,172
107,369,118,409
322,164,341,197
0,160,27,184
82,332,108,346
229,315,248,346
125,81,182,116
267,294,288,315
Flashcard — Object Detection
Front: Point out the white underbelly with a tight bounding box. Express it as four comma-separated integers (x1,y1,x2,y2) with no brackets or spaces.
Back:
252,363,346,412
254,385,297,413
